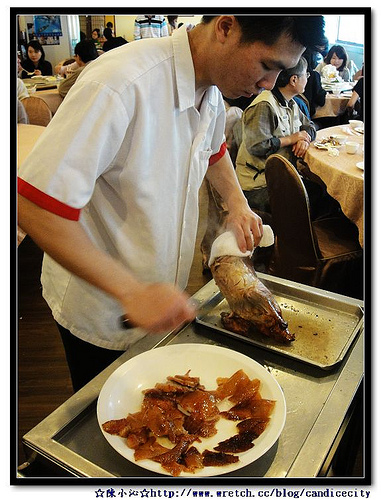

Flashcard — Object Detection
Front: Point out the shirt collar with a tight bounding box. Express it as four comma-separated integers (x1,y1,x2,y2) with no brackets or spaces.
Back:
172,27,196,111
172,27,220,111
271,87,295,109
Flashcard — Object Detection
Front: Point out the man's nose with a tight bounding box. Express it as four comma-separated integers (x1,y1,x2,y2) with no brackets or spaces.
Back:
257,72,281,91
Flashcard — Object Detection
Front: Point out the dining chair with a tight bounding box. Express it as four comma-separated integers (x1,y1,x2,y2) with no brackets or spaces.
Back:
265,154,363,296
22,96,52,127
62,57,75,66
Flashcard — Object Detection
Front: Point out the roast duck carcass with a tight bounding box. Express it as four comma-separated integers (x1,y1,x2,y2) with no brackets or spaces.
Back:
209,231,294,343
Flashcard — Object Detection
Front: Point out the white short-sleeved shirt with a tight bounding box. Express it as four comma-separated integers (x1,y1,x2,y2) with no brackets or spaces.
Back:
18,27,226,350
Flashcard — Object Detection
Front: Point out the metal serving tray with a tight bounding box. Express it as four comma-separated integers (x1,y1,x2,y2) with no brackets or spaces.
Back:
19,277,364,479
196,273,363,370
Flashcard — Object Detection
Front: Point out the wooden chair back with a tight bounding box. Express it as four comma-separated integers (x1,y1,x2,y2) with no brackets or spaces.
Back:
265,154,320,269
22,96,52,127
265,154,362,293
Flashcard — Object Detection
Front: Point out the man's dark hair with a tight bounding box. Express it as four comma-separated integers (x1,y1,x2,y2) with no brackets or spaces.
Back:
103,27,113,40
302,47,320,72
202,15,327,53
275,56,308,88
75,40,99,63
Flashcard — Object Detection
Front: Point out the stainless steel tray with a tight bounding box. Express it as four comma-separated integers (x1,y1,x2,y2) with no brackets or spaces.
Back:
196,273,363,370
20,278,364,478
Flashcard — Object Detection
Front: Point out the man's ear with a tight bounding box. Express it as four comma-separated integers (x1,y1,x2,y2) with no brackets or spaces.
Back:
289,75,298,87
214,16,236,43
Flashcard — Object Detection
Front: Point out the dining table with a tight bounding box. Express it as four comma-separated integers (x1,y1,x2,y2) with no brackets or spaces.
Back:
23,75,62,91
17,123,47,246
313,92,352,119
304,124,364,247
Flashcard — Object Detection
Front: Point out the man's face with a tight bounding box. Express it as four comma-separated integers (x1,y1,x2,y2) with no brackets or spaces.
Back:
294,70,309,95
215,31,305,99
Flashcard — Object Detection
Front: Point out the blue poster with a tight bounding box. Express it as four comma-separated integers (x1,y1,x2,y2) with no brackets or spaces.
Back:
33,15,63,37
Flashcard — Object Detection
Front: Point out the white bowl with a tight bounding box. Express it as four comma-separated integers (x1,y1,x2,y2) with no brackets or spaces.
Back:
349,120,364,129
345,141,359,154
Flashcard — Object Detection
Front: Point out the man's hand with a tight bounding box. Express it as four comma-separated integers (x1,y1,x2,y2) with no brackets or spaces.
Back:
292,130,311,144
280,130,311,151
224,203,263,253
292,138,310,158
120,283,197,333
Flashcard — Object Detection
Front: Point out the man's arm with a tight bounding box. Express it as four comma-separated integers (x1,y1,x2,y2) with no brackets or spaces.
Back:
291,108,316,158
205,150,263,252
244,103,281,157
18,194,196,333
300,111,317,142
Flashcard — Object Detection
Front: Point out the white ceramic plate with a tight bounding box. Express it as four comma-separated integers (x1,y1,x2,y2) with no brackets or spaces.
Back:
97,344,286,477
356,161,364,170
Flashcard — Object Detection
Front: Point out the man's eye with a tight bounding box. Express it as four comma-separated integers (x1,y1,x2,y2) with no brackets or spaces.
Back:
262,63,271,71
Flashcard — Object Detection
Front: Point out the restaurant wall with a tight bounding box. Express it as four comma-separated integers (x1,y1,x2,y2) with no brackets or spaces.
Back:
19,15,73,69
114,15,203,42
341,44,364,72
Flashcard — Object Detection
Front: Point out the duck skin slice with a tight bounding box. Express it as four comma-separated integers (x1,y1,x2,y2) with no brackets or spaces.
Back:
210,256,294,342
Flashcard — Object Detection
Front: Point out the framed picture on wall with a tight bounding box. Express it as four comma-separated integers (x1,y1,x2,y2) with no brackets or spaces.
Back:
33,15,63,37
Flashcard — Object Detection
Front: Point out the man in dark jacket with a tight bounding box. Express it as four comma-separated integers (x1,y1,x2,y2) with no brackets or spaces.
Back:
102,27,128,52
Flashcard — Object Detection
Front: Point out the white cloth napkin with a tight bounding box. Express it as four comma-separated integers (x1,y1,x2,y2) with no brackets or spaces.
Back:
327,146,340,157
208,226,274,267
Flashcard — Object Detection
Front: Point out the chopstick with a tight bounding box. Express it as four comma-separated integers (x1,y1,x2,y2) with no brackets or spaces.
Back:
21,68,36,76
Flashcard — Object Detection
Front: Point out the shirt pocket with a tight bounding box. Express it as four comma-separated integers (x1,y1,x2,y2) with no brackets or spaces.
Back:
292,116,302,131
279,114,290,134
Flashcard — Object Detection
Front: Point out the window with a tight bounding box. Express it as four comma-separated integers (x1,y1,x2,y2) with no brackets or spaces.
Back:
324,15,364,46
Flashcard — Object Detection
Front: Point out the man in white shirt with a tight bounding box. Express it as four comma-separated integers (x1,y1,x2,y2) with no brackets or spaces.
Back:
134,15,169,39
18,15,327,390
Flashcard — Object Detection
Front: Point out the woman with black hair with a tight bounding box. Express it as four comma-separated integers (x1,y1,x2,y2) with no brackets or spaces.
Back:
91,28,102,49
315,44,358,82
20,40,53,78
